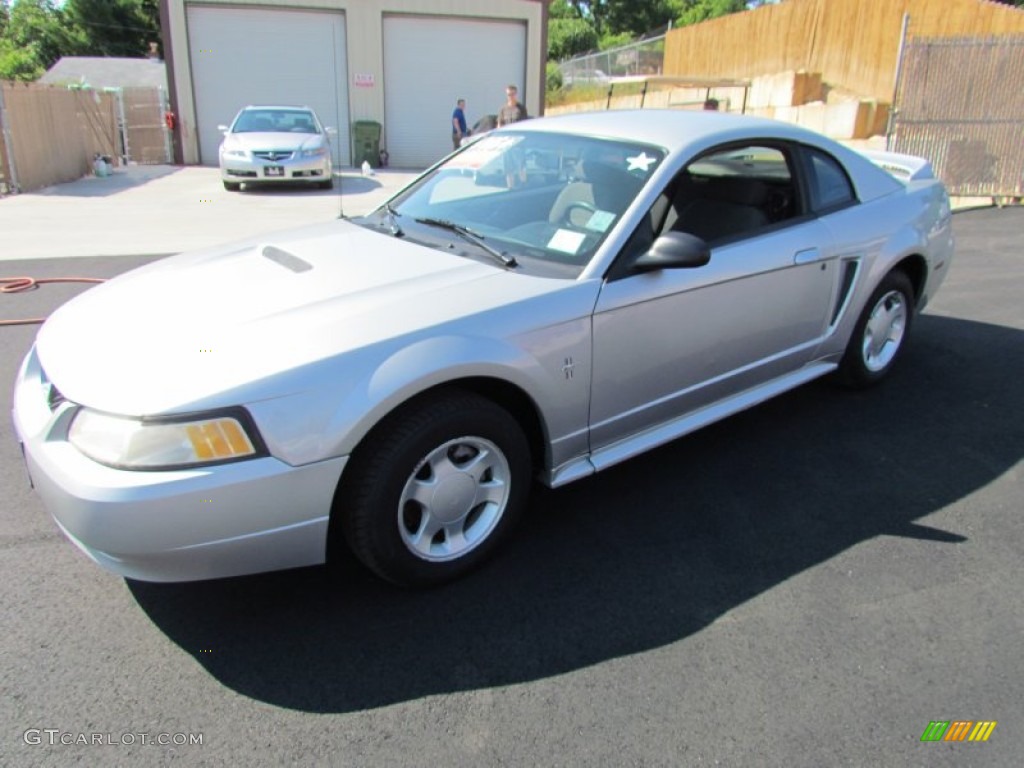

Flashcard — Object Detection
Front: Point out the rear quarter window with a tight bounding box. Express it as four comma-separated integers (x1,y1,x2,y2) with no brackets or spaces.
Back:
808,149,856,211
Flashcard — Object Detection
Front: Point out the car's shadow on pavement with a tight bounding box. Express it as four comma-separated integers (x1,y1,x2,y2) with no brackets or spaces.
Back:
30,166,183,198
235,172,406,199
128,314,1023,714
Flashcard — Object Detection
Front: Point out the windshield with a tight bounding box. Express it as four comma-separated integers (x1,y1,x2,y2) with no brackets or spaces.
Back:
232,109,320,134
363,132,665,277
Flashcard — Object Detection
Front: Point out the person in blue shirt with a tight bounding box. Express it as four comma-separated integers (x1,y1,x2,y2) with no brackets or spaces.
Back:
451,99,468,151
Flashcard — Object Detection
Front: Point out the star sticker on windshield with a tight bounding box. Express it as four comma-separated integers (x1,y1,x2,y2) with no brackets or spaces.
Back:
626,152,657,172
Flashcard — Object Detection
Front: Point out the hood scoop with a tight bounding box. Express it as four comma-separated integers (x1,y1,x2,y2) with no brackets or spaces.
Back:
262,245,313,273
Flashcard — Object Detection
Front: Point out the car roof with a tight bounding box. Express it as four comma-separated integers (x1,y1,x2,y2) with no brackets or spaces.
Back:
512,109,821,151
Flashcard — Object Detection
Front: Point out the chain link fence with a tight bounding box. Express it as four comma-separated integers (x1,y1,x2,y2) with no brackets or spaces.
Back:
558,34,666,88
890,34,1024,199
0,84,16,194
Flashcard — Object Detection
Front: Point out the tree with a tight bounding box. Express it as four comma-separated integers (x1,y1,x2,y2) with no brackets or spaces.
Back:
0,38,43,80
548,0,599,60
0,0,69,80
63,0,161,58
558,1,681,37
604,0,683,37
0,0,162,80
549,17,600,61
676,0,747,27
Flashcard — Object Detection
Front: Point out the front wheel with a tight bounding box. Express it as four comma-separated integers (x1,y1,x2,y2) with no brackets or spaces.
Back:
836,270,915,388
336,390,531,587
223,180,240,192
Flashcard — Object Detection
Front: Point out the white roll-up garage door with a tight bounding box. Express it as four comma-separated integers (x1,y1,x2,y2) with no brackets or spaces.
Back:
187,6,350,166
383,16,526,168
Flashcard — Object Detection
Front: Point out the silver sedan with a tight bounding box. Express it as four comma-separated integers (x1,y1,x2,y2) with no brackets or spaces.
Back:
218,105,335,191
13,110,954,587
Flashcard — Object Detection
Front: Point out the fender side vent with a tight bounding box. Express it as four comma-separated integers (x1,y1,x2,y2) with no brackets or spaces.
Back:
830,260,859,327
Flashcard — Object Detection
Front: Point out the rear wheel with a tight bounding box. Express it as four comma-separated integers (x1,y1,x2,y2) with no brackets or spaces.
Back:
336,390,531,587
836,270,914,388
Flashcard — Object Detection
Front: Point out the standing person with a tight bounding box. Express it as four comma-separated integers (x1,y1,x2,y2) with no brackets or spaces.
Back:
496,84,528,126
451,98,468,151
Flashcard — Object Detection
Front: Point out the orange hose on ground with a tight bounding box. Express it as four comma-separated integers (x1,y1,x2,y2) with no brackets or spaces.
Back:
1,276,106,326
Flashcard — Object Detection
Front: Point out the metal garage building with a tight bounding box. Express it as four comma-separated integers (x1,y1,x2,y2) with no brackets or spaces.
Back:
159,0,549,169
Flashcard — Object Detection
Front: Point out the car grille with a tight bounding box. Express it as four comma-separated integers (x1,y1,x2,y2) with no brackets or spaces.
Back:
253,150,294,162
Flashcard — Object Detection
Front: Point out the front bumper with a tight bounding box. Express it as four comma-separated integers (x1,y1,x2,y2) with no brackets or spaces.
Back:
13,347,346,582
219,152,331,183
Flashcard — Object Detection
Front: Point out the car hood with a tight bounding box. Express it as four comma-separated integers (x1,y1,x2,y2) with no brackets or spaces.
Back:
222,131,323,152
36,220,566,415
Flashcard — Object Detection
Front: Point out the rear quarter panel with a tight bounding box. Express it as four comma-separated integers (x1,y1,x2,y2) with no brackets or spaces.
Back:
815,179,953,358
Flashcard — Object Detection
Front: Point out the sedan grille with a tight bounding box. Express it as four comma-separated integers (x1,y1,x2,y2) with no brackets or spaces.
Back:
253,150,294,162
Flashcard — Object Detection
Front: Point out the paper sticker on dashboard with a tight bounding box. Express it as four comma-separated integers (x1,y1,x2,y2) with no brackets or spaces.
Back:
548,229,586,254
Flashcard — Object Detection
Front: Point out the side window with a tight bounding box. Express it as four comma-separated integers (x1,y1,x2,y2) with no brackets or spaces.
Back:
658,144,800,244
807,149,856,211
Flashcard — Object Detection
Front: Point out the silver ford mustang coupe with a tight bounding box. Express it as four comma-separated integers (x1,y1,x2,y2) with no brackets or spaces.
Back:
13,111,954,587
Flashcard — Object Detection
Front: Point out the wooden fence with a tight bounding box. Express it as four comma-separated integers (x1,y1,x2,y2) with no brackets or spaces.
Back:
0,82,119,193
664,0,1024,101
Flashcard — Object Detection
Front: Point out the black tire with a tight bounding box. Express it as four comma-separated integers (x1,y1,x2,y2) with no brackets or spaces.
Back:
836,270,915,388
223,180,240,192
335,389,531,587
318,176,334,191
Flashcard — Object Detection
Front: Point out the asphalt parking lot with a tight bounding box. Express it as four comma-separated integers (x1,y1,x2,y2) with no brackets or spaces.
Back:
1,181,1022,764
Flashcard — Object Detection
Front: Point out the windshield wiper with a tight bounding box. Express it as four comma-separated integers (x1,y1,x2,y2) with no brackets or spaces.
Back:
383,203,404,237
414,217,517,268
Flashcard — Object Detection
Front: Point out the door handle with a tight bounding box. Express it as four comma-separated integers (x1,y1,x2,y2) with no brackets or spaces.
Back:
793,248,822,265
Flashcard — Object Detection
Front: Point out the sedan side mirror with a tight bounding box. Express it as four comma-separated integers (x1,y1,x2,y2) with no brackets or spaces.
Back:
325,126,338,135
632,231,711,273
217,124,229,132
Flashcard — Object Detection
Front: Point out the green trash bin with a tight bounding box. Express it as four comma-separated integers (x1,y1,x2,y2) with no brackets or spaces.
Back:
352,120,382,168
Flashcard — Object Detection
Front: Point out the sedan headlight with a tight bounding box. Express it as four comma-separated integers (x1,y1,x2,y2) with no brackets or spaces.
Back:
223,148,248,159
300,146,327,158
68,409,263,470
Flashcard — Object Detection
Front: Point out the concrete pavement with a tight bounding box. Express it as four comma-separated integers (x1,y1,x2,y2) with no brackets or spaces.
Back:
0,164,421,261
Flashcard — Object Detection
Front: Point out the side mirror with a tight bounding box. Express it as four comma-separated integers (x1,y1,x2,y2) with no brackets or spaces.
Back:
325,126,338,135
217,124,229,132
632,231,711,272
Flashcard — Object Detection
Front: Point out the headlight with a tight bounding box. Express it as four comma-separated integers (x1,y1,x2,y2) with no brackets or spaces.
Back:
68,408,263,470
301,147,327,158
223,148,248,158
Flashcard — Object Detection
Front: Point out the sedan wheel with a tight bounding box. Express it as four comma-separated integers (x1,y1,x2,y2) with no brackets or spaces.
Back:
335,390,530,587
837,270,914,388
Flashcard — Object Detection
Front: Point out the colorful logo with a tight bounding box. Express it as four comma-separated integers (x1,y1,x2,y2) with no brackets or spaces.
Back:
921,721,997,742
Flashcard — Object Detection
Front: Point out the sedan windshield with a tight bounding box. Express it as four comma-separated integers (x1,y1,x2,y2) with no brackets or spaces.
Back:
233,109,320,134
366,132,665,277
